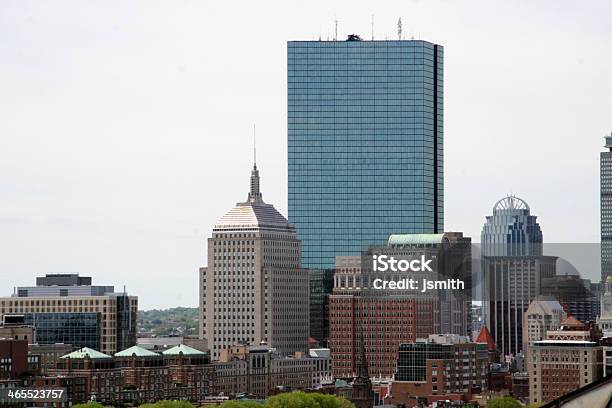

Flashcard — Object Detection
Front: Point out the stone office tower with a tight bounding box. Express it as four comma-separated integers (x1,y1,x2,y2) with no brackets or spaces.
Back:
200,162,309,359
601,133,612,283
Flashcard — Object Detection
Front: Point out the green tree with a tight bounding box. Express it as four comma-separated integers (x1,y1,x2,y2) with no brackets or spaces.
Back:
219,401,265,408
486,397,522,408
139,401,195,408
72,403,109,408
266,392,354,408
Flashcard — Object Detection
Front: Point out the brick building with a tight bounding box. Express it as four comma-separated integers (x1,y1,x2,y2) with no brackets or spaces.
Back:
49,344,215,405
529,316,603,404
385,334,488,407
330,233,471,379
214,344,331,398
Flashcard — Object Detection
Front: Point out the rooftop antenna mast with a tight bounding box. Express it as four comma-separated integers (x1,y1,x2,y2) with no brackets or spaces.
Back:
371,14,374,40
397,17,403,40
334,16,338,41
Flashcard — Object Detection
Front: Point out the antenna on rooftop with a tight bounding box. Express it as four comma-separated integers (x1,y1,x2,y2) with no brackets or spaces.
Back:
334,16,338,41
397,17,403,40
371,14,375,40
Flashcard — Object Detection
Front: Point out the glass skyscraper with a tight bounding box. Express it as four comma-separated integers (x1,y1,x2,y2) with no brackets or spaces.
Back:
480,195,549,356
288,37,444,269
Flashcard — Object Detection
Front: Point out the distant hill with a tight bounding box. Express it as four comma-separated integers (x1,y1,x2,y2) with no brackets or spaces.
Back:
138,307,198,337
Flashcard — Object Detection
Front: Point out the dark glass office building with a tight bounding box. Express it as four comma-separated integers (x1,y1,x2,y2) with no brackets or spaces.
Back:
288,37,444,269
23,313,101,351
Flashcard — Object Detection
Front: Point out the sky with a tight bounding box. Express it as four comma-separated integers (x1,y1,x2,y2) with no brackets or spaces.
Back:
1,0,611,309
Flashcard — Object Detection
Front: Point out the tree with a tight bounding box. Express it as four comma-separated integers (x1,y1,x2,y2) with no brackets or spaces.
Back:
219,401,265,408
72,403,109,408
217,392,354,408
266,392,354,408
139,401,195,408
486,397,522,408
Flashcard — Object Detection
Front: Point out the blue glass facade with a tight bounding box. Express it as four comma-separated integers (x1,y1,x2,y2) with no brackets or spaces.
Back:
288,39,444,269
23,312,101,350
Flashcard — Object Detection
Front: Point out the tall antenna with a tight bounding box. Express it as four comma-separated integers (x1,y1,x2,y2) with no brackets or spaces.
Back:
371,14,374,40
253,124,257,165
334,16,338,41
397,17,403,40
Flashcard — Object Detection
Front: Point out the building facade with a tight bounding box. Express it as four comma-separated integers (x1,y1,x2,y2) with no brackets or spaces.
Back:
481,195,551,357
214,344,332,398
309,269,334,347
386,334,488,407
542,274,600,324
522,297,566,357
330,232,471,379
601,133,612,283
0,274,137,355
330,254,436,379
528,318,603,404
200,164,309,359
481,196,543,258
597,276,612,331
0,316,35,342
50,344,215,405
484,256,556,357
288,38,444,270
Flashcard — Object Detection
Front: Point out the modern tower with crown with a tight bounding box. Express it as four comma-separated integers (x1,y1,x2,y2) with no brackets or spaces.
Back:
199,158,309,359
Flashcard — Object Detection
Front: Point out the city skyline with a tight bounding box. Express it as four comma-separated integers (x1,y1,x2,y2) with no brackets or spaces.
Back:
1,0,612,309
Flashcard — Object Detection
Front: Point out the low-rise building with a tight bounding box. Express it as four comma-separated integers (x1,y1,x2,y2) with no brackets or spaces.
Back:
0,339,38,380
213,344,331,398
0,274,137,355
49,344,215,405
528,316,603,405
385,334,488,407
0,315,35,342
28,343,73,375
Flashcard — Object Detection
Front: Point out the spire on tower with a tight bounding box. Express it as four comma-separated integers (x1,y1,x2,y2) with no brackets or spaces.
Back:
248,126,263,203
253,124,257,166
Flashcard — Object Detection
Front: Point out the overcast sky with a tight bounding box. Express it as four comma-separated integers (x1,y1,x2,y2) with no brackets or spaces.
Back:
1,0,611,309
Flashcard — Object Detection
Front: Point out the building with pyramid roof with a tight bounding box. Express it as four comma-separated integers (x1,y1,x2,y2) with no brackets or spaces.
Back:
522,297,566,357
475,326,497,351
50,344,214,405
114,345,159,358
200,162,309,359
61,347,112,360
162,344,205,356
